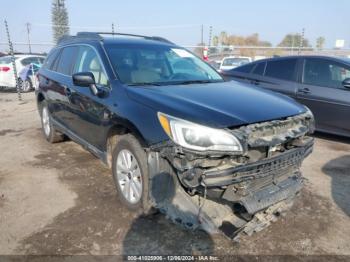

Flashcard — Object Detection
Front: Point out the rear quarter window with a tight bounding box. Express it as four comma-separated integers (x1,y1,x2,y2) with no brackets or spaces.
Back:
232,63,255,73
252,62,266,75
42,49,60,70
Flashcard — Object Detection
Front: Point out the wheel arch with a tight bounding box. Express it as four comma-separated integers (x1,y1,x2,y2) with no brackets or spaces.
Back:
105,121,148,168
36,92,46,115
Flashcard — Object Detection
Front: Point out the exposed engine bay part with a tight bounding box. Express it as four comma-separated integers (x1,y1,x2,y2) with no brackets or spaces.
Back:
146,112,314,239
231,110,315,148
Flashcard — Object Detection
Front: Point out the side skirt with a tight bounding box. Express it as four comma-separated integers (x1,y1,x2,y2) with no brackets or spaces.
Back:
51,118,108,165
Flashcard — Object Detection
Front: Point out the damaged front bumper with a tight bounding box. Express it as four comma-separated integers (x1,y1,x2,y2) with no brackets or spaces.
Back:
147,112,314,239
203,138,313,214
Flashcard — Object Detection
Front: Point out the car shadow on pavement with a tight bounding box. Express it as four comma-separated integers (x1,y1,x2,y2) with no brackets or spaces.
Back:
122,213,215,256
122,172,215,256
314,131,350,145
322,155,350,217
0,87,18,93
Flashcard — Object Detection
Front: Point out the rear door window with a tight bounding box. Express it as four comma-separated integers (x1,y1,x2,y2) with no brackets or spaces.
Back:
265,59,297,81
56,46,78,75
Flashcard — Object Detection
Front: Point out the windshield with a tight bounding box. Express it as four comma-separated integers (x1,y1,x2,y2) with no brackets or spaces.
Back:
222,58,250,66
105,44,223,85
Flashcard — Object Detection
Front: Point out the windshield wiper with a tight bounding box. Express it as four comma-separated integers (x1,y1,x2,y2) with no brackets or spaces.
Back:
173,79,223,85
128,82,162,86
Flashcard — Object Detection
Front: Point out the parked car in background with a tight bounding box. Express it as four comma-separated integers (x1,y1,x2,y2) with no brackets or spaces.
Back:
19,62,43,92
36,32,314,238
219,56,252,71
221,55,350,137
208,60,221,71
253,55,267,61
0,54,45,91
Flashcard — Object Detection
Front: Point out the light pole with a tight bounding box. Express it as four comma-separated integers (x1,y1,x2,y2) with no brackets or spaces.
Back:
26,22,32,53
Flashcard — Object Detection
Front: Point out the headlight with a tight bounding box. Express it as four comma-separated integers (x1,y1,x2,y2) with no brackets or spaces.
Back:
157,112,243,152
304,106,315,133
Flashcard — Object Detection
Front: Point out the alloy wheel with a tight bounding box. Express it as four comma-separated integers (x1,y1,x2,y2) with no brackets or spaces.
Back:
42,106,50,137
116,149,143,204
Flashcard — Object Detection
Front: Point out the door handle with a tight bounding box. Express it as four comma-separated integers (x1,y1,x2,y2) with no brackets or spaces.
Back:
297,87,311,94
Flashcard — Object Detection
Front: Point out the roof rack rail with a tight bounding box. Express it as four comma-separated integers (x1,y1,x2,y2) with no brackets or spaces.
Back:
58,32,174,45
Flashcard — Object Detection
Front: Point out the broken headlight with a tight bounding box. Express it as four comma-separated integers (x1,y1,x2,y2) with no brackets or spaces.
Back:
304,106,315,133
158,112,243,152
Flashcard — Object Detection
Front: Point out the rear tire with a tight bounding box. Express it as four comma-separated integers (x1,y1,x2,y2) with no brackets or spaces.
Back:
40,101,64,143
21,78,33,92
112,134,152,213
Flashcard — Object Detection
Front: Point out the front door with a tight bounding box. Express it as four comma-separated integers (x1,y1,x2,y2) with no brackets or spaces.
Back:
296,57,350,135
68,45,111,150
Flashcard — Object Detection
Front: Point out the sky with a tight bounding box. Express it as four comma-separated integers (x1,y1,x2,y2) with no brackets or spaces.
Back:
1,0,350,53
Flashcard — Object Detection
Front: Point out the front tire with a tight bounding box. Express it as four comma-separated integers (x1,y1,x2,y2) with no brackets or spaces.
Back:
112,134,151,213
40,101,64,143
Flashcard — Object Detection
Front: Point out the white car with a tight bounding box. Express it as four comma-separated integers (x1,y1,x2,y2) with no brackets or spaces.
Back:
0,54,45,91
219,56,252,71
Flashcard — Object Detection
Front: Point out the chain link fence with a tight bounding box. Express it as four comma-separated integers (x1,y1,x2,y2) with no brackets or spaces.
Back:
187,46,350,62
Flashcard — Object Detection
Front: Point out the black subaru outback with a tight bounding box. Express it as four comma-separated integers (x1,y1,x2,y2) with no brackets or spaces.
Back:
36,32,314,237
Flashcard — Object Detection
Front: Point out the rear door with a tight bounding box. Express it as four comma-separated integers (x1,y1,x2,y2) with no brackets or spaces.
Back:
49,46,79,130
38,48,62,118
256,58,299,98
296,57,350,135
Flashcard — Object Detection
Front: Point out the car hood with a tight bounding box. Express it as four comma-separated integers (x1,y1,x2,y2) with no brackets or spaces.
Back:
126,80,306,128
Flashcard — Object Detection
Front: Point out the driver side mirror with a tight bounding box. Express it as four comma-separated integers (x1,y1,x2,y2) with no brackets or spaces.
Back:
72,72,99,96
72,72,95,87
342,78,350,89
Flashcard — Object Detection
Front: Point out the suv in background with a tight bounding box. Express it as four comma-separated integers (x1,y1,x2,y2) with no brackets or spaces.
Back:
36,32,314,238
221,56,350,137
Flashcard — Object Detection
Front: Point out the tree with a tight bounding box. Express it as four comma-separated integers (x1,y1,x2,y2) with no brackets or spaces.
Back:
278,33,311,48
52,0,70,43
212,36,219,46
316,36,325,50
212,32,272,47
